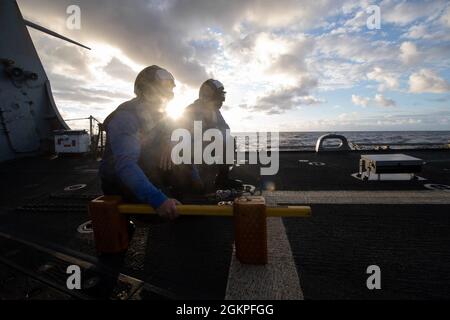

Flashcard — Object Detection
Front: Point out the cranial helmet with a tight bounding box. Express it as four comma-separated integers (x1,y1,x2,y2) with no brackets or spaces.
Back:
199,79,226,102
134,65,175,99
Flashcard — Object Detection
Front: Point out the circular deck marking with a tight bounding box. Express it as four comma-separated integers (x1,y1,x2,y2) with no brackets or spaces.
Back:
38,263,55,273
77,220,93,234
243,184,256,194
64,184,87,191
424,184,450,191
83,276,100,289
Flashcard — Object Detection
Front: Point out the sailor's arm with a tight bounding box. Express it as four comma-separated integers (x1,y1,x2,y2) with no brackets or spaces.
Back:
107,113,179,219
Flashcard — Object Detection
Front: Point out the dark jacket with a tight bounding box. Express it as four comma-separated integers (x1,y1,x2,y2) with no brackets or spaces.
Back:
99,97,168,208
184,99,230,133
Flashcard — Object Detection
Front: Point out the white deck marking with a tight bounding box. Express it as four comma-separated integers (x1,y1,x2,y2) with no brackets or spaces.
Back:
264,190,450,205
225,217,304,300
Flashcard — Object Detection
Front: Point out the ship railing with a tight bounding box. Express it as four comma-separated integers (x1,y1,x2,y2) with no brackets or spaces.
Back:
63,115,105,156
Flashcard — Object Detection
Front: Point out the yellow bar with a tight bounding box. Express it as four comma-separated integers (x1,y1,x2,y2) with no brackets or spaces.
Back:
118,204,311,217
267,206,311,217
118,204,233,216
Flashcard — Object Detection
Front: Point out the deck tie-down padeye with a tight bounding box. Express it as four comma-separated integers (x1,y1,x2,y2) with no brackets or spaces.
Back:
89,196,311,265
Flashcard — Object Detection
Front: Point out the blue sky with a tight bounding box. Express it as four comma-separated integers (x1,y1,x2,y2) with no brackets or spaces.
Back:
18,0,450,131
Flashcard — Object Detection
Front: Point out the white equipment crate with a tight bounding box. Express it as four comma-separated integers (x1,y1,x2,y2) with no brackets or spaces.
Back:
54,130,91,154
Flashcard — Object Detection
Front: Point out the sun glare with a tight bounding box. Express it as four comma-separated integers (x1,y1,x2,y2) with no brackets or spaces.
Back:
166,96,193,120
166,99,186,120
166,86,197,120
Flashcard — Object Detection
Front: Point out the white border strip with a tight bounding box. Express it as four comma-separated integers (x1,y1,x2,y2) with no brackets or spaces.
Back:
265,190,450,205
225,217,303,300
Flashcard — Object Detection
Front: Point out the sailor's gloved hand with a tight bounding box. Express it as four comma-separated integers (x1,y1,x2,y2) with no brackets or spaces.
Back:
156,198,181,220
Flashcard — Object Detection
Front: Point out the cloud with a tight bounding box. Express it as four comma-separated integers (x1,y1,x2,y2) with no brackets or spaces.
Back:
285,110,450,131
311,33,404,90
14,0,450,131
49,73,131,105
409,69,450,93
270,36,315,75
301,96,324,105
19,0,212,86
190,37,221,65
342,10,367,33
23,30,134,119
403,24,430,39
382,0,447,26
374,94,396,107
367,67,400,91
29,32,92,76
316,34,397,64
400,41,422,66
18,0,347,87
227,33,259,60
352,94,370,107
227,32,319,114
313,60,368,90
441,6,450,27
352,93,396,108
250,75,319,114
103,58,136,83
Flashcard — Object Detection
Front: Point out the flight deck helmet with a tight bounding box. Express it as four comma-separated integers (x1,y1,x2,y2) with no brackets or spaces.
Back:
134,65,176,103
199,79,226,106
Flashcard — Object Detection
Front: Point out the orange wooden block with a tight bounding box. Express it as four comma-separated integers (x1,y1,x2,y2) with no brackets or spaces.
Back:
233,196,268,265
89,196,129,255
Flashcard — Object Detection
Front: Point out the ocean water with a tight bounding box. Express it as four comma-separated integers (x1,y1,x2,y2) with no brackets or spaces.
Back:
233,131,450,151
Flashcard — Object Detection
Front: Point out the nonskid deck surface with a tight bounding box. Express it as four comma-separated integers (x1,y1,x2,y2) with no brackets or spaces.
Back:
0,231,173,300
0,149,449,299
0,156,233,299
232,149,450,191
283,204,450,299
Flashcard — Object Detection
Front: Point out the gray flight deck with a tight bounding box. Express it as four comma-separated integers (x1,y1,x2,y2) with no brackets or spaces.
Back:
1,149,450,299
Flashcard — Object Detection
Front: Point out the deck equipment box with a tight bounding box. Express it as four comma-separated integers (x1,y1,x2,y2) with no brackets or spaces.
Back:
54,130,90,154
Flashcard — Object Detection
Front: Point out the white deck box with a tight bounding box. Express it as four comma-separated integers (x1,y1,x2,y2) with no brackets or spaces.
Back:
54,130,91,154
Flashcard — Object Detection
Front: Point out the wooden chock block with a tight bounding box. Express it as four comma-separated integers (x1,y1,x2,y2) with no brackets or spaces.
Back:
89,196,129,255
233,196,268,265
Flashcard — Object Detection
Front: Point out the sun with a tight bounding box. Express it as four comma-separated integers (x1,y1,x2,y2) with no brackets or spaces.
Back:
166,85,197,120
166,99,186,120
